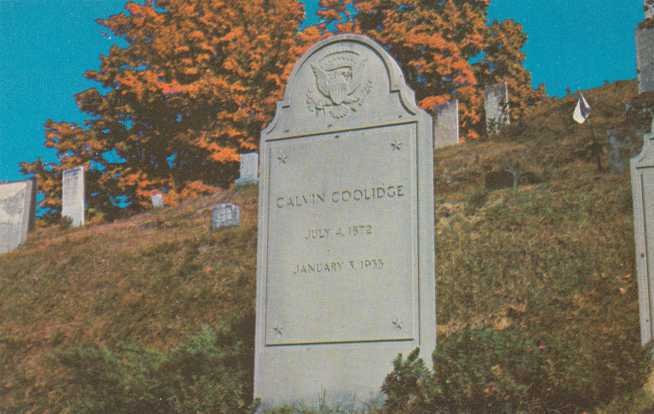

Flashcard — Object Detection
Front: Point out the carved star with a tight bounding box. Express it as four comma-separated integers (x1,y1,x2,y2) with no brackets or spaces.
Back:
277,152,288,164
392,318,403,330
273,326,283,336
391,140,402,151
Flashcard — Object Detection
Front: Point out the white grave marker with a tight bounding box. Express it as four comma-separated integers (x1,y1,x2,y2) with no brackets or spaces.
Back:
433,99,460,148
0,179,36,254
236,152,259,187
484,82,510,135
62,166,85,227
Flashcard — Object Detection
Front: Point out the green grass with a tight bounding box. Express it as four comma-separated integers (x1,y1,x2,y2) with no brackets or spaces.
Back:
1,81,653,413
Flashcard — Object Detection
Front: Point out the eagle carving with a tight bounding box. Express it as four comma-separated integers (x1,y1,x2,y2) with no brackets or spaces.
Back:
306,51,373,119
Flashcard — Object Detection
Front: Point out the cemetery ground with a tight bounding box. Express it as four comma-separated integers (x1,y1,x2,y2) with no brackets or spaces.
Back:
1,80,654,413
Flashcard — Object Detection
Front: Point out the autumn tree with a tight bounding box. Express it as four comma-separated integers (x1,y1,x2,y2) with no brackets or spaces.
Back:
317,0,543,139
23,0,320,221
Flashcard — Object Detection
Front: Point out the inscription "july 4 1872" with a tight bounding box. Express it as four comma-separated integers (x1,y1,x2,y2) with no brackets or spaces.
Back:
304,224,373,240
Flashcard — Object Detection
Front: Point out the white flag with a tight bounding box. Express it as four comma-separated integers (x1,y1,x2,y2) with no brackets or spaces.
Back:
573,92,591,124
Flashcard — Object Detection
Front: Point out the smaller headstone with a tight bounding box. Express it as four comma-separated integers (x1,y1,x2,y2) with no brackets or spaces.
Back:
151,191,164,208
607,129,627,174
484,82,511,135
637,26,654,94
235,152,259,187
211,203,240,230
62,166,85,227
433,99,460,149
0,178,36,254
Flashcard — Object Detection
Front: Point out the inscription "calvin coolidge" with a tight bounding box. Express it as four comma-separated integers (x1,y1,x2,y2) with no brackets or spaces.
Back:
275,184,406,209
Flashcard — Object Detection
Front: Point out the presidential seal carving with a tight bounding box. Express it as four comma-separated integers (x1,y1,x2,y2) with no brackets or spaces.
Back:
306,50,373,119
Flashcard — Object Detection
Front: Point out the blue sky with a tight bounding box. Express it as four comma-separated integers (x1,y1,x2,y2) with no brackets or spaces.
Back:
0,0,645,182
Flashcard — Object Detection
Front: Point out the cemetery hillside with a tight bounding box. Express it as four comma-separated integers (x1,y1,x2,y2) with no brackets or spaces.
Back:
1,79,654,413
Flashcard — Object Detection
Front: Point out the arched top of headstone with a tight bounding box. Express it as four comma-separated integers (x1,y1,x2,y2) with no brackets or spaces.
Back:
262,34,428,140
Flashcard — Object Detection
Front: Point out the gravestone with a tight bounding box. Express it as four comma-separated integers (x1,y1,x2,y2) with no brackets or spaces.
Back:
433,99,460,149
484,82,510,135
151,191,164,208
632,118,654,345
236,152,259,188
0,179,36,254
607,129,627,174
254,34,436,409
637,27,654,94
211,203,240,229
61,166,85,227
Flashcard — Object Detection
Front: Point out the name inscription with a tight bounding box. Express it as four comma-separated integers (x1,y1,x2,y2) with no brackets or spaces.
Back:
276,184,405,209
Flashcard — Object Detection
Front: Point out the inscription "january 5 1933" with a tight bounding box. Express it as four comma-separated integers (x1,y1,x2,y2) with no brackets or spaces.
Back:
293,258,385,275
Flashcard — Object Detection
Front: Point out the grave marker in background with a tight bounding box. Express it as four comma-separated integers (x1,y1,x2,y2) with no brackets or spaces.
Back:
62,166,85,227
236,152,259,187
151,191,164,208
484,82,510,135
632,119,654,345
433,99,460,149
637,26,654,94
211,203,240,229
0,179,36,254
607,129,627,174
254,34,436,408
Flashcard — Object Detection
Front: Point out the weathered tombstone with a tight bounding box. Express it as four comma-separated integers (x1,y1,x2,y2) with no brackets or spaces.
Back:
632,118,654,345
151,191,164,209
211,203,240,229
433,99,460,149
607,129,627,174
484,82,510,135
61,166,85,227
254,34,436,409
637,26,654,94
235,152,259,187
0,179,36,254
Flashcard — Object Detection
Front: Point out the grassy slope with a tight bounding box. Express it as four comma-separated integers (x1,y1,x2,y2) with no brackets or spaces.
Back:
1,80,652,412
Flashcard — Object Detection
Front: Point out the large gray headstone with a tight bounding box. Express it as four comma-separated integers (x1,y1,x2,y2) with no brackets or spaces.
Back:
632,119,654,345
61,166,85,227
637,27,654,94
211,203,240,229
254,34,436,408
433,99,460,149
235,152,259,187
484,82,510,135
0,179,36,254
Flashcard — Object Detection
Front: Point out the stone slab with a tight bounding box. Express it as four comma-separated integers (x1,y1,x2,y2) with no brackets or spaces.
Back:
151,192,164,208
433,99,460,149
0,179,36,254
637,27,654,94
484,82,510,135
632,119,654,345
236,152,259,187
211,203,240,229
254,34,436,409
62,166,85,227
607,129,627,174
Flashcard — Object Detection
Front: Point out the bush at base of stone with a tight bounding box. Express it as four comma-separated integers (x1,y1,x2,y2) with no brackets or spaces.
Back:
381,327,652,414
56,313,255,414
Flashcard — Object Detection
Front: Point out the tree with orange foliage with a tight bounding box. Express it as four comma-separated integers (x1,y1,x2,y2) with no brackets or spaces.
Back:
23,0,320,221
317,0,543,139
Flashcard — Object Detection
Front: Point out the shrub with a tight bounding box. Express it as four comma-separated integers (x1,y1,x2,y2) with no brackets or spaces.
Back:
56,313,255,414
381,327,652,414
